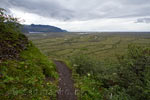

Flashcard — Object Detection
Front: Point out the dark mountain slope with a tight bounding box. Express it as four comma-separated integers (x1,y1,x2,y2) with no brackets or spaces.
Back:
22,24,67,33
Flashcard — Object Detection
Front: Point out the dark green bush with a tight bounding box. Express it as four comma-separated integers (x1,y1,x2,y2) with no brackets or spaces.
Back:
70,54,95,75
115,45,150,100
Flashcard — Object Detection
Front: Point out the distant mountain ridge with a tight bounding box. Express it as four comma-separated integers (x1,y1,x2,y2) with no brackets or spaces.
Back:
22,24,67,33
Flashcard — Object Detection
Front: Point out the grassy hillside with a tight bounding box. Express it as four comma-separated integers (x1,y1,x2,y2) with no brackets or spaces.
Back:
0,43,58,100
0,8,58,100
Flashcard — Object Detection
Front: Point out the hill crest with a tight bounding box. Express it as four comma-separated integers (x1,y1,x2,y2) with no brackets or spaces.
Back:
22,24,67,33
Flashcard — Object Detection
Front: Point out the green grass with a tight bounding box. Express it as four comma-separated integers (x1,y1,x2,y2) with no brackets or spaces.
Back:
0,43,58,100
28,33,150,62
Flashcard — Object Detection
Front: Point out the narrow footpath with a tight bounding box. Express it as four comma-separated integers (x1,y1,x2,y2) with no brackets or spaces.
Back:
54,61,77,100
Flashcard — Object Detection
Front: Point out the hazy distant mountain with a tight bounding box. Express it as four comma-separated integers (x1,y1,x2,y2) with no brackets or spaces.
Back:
22,24,67,33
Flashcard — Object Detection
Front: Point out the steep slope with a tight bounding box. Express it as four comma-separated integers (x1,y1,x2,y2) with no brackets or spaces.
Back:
0,8,58,100
0,44,58,100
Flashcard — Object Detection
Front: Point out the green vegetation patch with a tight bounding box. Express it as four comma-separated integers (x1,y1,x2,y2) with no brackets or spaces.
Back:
69,45,150,100
0,8,58,100
0,44,58,100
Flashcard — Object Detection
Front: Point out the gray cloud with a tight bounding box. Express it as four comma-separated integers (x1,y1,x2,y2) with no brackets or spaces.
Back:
1,0,74,20
135,18,150,23
0,0,150,21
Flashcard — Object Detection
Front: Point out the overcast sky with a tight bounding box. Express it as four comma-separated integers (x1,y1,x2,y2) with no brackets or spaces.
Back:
1,0,150,31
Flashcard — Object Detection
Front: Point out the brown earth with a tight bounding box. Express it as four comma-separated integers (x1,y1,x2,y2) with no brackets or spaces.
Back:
54,61,77,100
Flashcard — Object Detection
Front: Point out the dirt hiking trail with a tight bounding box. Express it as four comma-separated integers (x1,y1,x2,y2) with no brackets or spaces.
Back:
54,61,77,100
